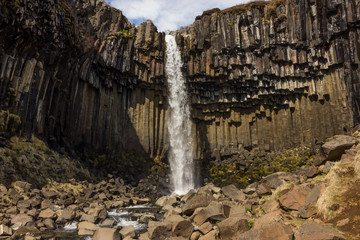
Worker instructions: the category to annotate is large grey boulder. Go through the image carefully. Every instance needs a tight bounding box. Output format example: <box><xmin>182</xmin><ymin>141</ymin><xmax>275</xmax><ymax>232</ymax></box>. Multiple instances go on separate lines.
<box><xmin>321</xmin><ymin>135</ymin><xmax>357</xmax><ymax>162</ymax></box>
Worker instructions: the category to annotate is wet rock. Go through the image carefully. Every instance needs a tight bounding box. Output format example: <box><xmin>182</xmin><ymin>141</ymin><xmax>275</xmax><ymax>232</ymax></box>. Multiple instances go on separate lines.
<box><xmin>294</xmin><ymin>222</ymin><xmax>346</xmax><ymax>240</ymax></box>
<box><xmin>93</xmin><ymin>228</ymin><xmax>121</xmax><ymax>240</ymax></box>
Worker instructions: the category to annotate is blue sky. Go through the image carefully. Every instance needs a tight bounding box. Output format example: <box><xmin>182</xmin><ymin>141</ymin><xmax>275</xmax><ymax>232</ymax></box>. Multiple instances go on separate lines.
<box><xmin>106</xmin><ymin>0</ymin><xmax>250</xmax><ymax>31</ymax></box>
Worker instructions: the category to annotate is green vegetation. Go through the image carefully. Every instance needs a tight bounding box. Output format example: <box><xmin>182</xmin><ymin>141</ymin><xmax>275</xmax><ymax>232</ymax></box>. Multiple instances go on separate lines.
<box><xmin>249</xmin><ymin>221</ymin><xmax>254</xmax><ymax>228</ymax></box>
<box><xmin>107</xmin><ymin>30</ymin><xmax>133</xmax><ymax>41</ymax></box>
<box><xmin>208</xmin><ymin>147</ymin><xmax>316</xmax><ymax>188</ymax></box>
<box><xmin>0</xmin><ymin>110</ymin><xmax>21</xmax><ymax>137</ymax></box>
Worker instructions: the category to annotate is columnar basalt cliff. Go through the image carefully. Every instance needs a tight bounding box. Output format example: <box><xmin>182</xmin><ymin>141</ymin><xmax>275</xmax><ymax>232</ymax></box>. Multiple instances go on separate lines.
<box><xmin>1</xmin><ymin>0</ymin><xmax>360</xmax><ymax>162</ymax></box>
<box><xmin>0</xmin><ymin>0</ymin><xmax>167</xmax><ymax>157</ymax></box>
<box><xmin>177</xmin><ymin>0</ymin><xmax>360</xmax><ymax>158</ymax></box>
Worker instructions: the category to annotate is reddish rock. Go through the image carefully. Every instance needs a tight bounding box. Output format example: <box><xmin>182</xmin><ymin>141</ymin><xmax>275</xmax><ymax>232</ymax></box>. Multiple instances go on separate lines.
<box><xmin>279</xmin><ymin>185</ymin><xmax>310</xmax><ymax>210</ymax></box>
<box><xmin>217</xmin><ymin>217</ymin><xmax>250</xmax><ymax>239</ymax></box>
<box><xmin>93</xmin><ymin>228</ymin><xmax>121</xmax><ymax>240</ymax></box>
<box><xmin>222</xmin><ymin>184</ymin><xmax>246</xmax><ymax>202</ymax></box>
<box><xmin>198</xmin><ymin>222</ymin><xmax>213</xmax><ymax>235</ymax></box>
<box><xmin>295</xmin><ymin>222</ymin><xmax>346</xmax><ymax>240</ymax></box>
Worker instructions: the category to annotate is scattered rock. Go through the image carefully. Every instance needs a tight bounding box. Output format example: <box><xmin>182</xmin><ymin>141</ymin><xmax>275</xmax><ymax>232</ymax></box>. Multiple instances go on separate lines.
<box><xmin>322</xmin><ymin>135</ymin><xmax>357</xmax><ymax>161</ymax></box>
<box><xmin>222</xmin><ymin>184</ymin><xmax>246</xmax><ymax>202</ymax></box>
<box><xmin>182</xmin><ymin>192</ymin><xmax>215</xmax><ymax>215</ymax></box>
<box><xmin>119</xmin><ymin>225</ymin><xmax>136</xmax><ymax>238</ymax></box>
<box><xmin>78</xmin><ymin>221</ymin><xmax>99</xmax><ymax>236</ymax></box>
<box><xmin>0</xmin><ymin>224</ymin><xmax>12</xmax><ymax>236</ymax></box>
<box><xmin>217</xmin><ymin>217</ymin><xmax>249</xmax><ymax>239</ymax></box>
<box><xmin>93</xmin><ymin>228</ymin><xmax>121</xmax><ymax>240</ymax></box>
<box><xmin>294</xmin><ymin>222</ymin><xmax>346</xmax><ymax>240</ymax></box>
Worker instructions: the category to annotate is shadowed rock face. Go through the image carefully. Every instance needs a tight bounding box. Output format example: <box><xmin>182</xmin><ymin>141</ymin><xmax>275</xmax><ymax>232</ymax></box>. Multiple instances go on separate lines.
<box><xmin>1</xmin><ymin>0</ymin><xmax>360</xmax><ymax>161</ymax></box>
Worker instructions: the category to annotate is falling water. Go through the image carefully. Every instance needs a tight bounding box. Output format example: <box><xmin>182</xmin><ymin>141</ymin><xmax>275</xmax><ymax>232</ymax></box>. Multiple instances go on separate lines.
<box><xmin>165</xmin><ymin>34</ymin><xmax>195</xmax><ymax>195</ymax></box>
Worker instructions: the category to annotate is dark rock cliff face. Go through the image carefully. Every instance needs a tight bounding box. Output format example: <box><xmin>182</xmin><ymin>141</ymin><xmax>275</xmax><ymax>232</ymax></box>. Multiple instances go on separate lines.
<box><xmin>0</xmin><ymin>0</ymin><xmax>167</xmax><ymax>157</ymax></box>
<box><xmin>1</xmin><ymin>0</ymin><xmax>360</xmax><ymax>161</ymax></box>
<box><xmin>177</xmin><ymin>0</ymin><xmax>360</xmax><ymax>158</ymax></box>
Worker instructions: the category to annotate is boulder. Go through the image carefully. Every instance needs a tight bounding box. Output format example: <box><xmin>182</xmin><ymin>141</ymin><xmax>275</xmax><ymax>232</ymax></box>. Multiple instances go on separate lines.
<box><xmin>17</xmin><ymin>200</ymin><xmax>31</xmax><ymax>209</ymax></box>
<box><xmin>256</xmin><ymin>183</ymin><xmax>272</xmax><ymax>197</ymax></box>
<box><xmin>190</xmin><ymin>231</ymin><xmax>202</xmax><ymax>240</ymax></box>
<box><xmin>56</xmin><ymin>208</ymin><xmax>75</xmax><ymax>223</ymax></box>
<box><xmin>43</xmin><ymin>218</ymin><xmax>55</xmax><ymax>230</ymax></box>
<box><xmin>100</xmin><ymin>218</ymin><xmax>115</xmax><ymax>227</ymax></box>
<box><xmin>294</xmin><ymin>222</ymin><xmax>345</xmax><ymax>240</ymax></box>
<box><xmin>166</xmin><ymin>215</ymin><xmax>194</xmax><ymax>239</ymax></box>
<box><xmin>321</xmin><ymin>135</ymin><xmax>357</xmax><ymax>161</ymax></box>
<box><xmin>279</xmin><ymin>185</ymin><xmax>310</xmax><ymax>211</ymax></box>
<box><xmin>252</xmin><ymin>210</ymin><xmax>284</xmax><ymax>230</ymax></box>
<box><xmin>229</xmin><ymin>205</ymin><xmax>247</xmax><ymax>218</ymax></box>
<box><xmin>93</xmin><ymin>228</ymin><xmax>121</xmax><ymax>240</ymax></box>
<box><xmin>199</xmin><ymin>230</ymin><xmax>218</xmax><ymax>240</ymax></box>
<box><xmin>193</xmin><ymin>201</ymin><xmax>226</xmax><ymax>226</ymax></box>
<box><xmin>78</xmin><ymin>221</ymin><xmax>99</xmax><ymax>235</ymax></box>
<box><xmin>11</xmin><ymin>214</ymin><xmax>34</xmax><ymax>229</ymax></box>
<box><xmin>222</xmin><ymin>184</ymin><xmax>246</xmax><ymax>202</ymax></box>
<box><xmin>39</xmin><ymin>208</ymin><xmax>56</xmax><ymax>219</ymax></box>
<box><xmin>13</xmin><ymin>181</ymin><xmax>32</xmax><ymax>192</ymax></box>
<box><xmin>235</xmin><ymin>222</ymin><xmax>293</xmax><ymax>240</ymax></box>
<box><xmin>198</xmin><ymin>222</ymin><xmax>213</xmax><ymax>235</ymax></box>
<box><xmin>0</xmin><ymin>224</ymin><xmax>12</xmax><ymax>236</ymax></box>
<box><xmin>217</xmin><ymin>217</ymin><xmax>249</xmax><ymax>239</ymax></box>
<box><xmin>41</xmin><ymin>189</ymin><xmax>58</xmax><ymax>199</ymax></box>
<box><xmin>119</xmin><ymin>225</ymin><xmax>136</xmax><ymax>238</ymax></box>
<box><xmin>148</xmin><ymin>222</ymin><xmax>172</xmax><ymax>240</ymax></box>
<box><xmin>299</xmin><ymin>184</ymin><xmax>322</xmax><ymax>218</ymax></box>
<box><xmin>139</xmin><ymin>214</ymin><xmax>156</xmax><ymax>223</ymax></box>
<box><xmin>182</xmin><ymin>192</ymin><xmax>215</xmax><ymax>215</ymax></box>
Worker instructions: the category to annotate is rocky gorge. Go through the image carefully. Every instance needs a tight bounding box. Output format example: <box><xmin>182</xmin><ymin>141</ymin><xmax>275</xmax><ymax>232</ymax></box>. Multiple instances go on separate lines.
<box><xmin>1</xmin><ymin>0</ymin><xmax>360</xmax><ymax>239</ymax></box>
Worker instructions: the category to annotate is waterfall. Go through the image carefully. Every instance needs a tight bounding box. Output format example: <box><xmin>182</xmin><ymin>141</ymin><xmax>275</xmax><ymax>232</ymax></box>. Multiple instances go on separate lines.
<box><xmin>165</xmin><ymin>34</ymin><xmax>195</xmax><ymax>195</ymax></box>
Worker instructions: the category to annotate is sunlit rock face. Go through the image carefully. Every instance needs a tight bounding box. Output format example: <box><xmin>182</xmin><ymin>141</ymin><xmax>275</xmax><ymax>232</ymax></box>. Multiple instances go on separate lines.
<box><xmin>0</xmin><ymin>0</ymin><xmax>359</xmax><ymax>161</ymax></box>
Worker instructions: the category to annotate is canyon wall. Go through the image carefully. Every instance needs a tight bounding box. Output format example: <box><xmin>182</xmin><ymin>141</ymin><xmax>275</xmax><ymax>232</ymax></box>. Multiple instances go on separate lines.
<box><xmin>0</xmin><ymin>0</ymin><xmax>167</xmax><ymax>157</ymax></box>
<box><xmin>1</xmin><ymin>0</ymin><xmax>360</xmax><ymax>160</ymax></box>
<box><xmin>177</xmin><ymin>0</ymin><xmax>360</xmax><ymax>158</ymax></box>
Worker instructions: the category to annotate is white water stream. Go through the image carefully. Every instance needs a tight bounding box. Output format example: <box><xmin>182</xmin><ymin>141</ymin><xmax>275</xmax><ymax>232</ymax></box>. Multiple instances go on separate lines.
<box><xmin>165</xmin><ymin>34</ymin><xmax>195</xmax><ymax>195</ymax></box>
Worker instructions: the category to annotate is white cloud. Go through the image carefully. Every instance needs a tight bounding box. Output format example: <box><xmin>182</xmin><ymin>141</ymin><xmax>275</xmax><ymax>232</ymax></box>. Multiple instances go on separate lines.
<box><xmin>108</xmin><ymin>0</ymin><xmax>251</xmax><ymax>31</ymax></box>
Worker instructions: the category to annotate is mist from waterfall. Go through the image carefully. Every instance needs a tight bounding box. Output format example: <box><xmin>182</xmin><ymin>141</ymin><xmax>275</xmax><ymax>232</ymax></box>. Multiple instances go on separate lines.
<box><xmin>165</xmin><ymin>34</ymin><xmax>195</xmax><ymax>195</ymax></box>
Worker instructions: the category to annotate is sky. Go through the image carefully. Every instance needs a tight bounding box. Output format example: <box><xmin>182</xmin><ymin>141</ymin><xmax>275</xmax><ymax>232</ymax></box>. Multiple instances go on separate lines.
<box><xmin>107</xmin><ymin>0</ymin><xmax>250</xmax><ymax>31</ymax></box>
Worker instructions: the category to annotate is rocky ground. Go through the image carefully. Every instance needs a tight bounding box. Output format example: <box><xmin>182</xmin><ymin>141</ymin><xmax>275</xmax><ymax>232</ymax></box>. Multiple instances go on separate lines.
<box><xmin>0</xmin><ymin>133</ymin><xmax>360</xmax><ymax>239</ymax></box>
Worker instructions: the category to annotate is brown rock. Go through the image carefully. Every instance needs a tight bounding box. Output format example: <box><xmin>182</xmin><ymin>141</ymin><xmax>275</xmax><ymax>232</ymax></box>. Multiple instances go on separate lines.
<box><xmin>198</xmin><ymin>222</ymin><xmax>213</xmax><ymax>235</ymax></box>
<box><xmin>256</xmin><ymin>183</ymin><xmax>272</xmax><ymax>197</ymax></box>
<box><xmin>299</xmin><ymin>184</ymin><xmax>322</xmax><ymax>218</ymax></box>
<box><xmin>148</xmin><ymin>222</ymin><xmax>172</xmax><ymax>240</ymax></box>
<box><xmin>0</xmin><ymin>224</ymin><xmax>12</xmax><ymax>236</ymax></box>
<box><xmin>11</xmin><ymin>213</ymin><xmax>34</xmax><ymax>229</ymax></box>
<box><xmin>56</xmin><ymin>208</ymin><xmax>75</xmax><ymax>223</ymax></box>
<box><xmin>279</xmin><ymin>185</ymin><xmax>310</xmax><ymax>210</ymax></box>
<box><xmin>165</xmin><ymin>215</ymin><xmax>194</xmax><ymax>239</ymax></box>
<box><xmin>93</xmin><ymin>228</ymin><xmax>121</xmax><ymax>240</ymax></box>
<box><xmin>43</xmin><ymin>218</ymin><xmax>55</xmax><ymax>230</ymax></box>
<box><xmin>322</xmin><ymin>135</ymin><xmax>357</xmax><ymax>161</ymax></box>
<box><xmin>182</xmin><ymin>192</ymin><xmax>215</xmax><ymax>215</ymax></box>
<box><xmin>41</xmin><ymin>189</ymin><xmax>58</xmax><ymax>199</ymax></box>
<box><xmin>295</xmin><ymin>222</ymin><xmax>345</xmax><ymax>240</ymax></box>
<box><xmin>252</xmin><ymin>210</ymin><xmax>284</xmax><ymax>230</ymax></box>
<box><xmin>235</xmin><ymin>222</ymin><xmax>293</xmax><ymax>240</ymax></box>
<box><xmin>217</xmin><ymin>217</ymin><xmax>249</xmax><ymax>239</ymax></box>
<box><xmin>39</xmin><ymin>208</ymin><xmax>56</xmax><ymax>219</ymax></box>
<box><xmin>193</xmin><ymin>201</ymin><xmax>226</xmax><ymax>226</ymax></box>
<box><xmin>119</xmin><ymin>225</ymin><xmax>136</xmax><ymax>238</ymax></box>
<box><xmin>199</xmin><ymin>230</ymin><xmax>218</xmax><ymax>240</ymax></box>
<box><xmin>78</xmin><ymin>221</ymin><xmax>99</xmax><ymax>235</ymax></box>
<box><xmin>222</xmin><ymin>184</ymin><xmax>246</xmax><ymax>202</ymax></box>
